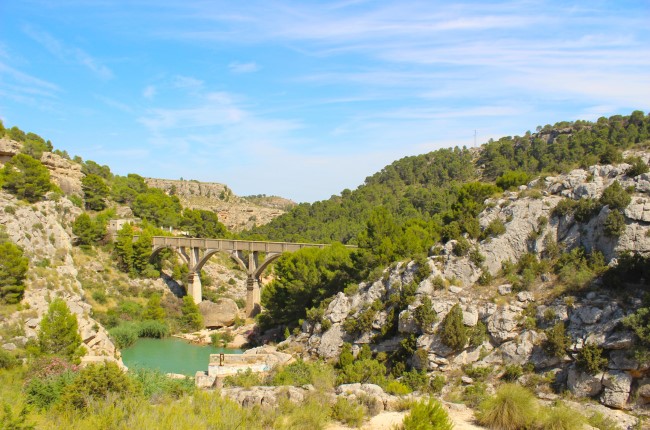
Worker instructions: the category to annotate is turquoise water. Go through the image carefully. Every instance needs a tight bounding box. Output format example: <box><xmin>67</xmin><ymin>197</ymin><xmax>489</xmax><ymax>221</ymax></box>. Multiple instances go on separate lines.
<box><xmin>121</xmin><ymin>337</ymin><xmax>243</xmax><ymax>376</ymax></box>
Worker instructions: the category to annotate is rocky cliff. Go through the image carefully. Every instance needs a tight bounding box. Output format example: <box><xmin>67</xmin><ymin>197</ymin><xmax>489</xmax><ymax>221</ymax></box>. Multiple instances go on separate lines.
<box><xmin>290</xmin><ymin>153</ymin><xmax>650</xmax><ymax>422</ymax></box>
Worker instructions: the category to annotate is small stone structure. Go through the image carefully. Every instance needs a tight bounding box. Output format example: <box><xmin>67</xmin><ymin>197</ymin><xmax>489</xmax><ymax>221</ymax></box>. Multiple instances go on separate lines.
<box><xmin>195</xmin><ymin>347</ymin><xmax>294</xmax><ymax>388</ymax></box>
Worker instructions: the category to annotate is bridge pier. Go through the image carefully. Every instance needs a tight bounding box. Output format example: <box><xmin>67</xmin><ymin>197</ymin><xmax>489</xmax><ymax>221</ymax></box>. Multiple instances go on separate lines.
<box><xmin>187</xmin><ymin>272</ymin><xmax>202</xmax><ymax>304</ymax></box>
<box><xmin>245</xmin><ymin>276</ymin><xmax>261</xmax><ymax>317</ymax></box>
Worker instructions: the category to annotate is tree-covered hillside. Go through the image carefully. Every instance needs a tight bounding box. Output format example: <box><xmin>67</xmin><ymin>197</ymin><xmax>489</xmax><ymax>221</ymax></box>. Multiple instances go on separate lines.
<box><xmin>244</xmin><ymin>112</ymin><xmax>650</xmax><ymax>253</ymax></box>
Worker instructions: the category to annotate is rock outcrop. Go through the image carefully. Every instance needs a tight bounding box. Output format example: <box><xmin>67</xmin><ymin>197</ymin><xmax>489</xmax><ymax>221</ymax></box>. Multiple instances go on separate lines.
<box><xmin>199</xmin><ymin>298</ymin><xmax>240</xmax><ymax>328</ymax></box>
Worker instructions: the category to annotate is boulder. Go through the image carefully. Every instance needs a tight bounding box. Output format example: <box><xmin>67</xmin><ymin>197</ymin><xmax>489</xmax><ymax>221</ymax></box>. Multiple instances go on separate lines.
<box><xmin>600</xmin><ymin>371</ymin><xmax>632</xmax><ymax>409</ymax></box>
<box><xmin>487</xmin><ymin>307</ymin><xmax>519</xmax><ymax>343</ymax></box>
<box><xmin>317</xmin><ymin>324</ymin><xmax>345</xmax><ymax>360</ymax></box>
<box><xmin>199</xmin><ymin>298</ymin><xmax>239</xmax><ymax>328</ymax></box>
<box><xmin>567</xmin><ymin>366</ymin><xmax>603</xmax><ymax>397</ymax></box>
<box><xmin>326</xmin><ymin>292</ymin><xmax>351</xmax><ymax>323</ymax></box>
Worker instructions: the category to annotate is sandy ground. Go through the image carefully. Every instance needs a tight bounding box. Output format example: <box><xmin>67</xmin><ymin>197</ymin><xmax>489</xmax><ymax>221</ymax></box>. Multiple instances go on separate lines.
<box><xmin>325</xmin><ymin>402</ymin><xmax>485</xmax><ymax>430</ymax></box>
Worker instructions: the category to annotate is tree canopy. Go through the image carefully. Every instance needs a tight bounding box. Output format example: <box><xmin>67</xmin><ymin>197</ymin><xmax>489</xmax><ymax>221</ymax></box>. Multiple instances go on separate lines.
<box><xmin>0</xmin><ymin>153</ymin><xmax>53</xmax><ymax>202</ymax></box>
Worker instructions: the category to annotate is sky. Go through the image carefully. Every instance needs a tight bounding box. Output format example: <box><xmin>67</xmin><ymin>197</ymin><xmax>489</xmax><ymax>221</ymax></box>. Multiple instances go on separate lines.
<box><xmin>1</xmin><ymin>1</ymin><xmax>649</xmax><ymax>203</ymax></box>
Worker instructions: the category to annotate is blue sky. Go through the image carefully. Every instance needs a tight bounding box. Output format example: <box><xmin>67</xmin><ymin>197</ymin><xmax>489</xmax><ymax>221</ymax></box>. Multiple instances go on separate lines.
<box><xmin>1</xmin><ymin>1</ymin><xmax>648</xmax><ymax>202</ymax></box>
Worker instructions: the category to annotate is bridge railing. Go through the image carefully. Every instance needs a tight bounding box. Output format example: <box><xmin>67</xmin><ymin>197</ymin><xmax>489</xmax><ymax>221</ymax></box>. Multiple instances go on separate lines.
<box><xmin>148</xmin><ymin>236</ymin><xmax>357</xmax><ymax>252</ymax></box>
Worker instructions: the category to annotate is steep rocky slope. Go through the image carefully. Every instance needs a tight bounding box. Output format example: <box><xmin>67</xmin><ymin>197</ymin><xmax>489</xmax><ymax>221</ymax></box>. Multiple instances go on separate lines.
<box><xmin>289</xmin><ymin>153</ymin><xmax>650</xmax><ymax>421</ymax></box>
<box><xmin>145</xmin><ymin>178</ymin><xmax>294</xmax><ymax>232</ymax></box>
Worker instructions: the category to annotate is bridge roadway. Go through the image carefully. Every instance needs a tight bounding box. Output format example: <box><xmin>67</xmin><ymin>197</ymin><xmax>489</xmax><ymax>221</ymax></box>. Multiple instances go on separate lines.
<box><xmin>149</xmin><ymin>236</ymin><xmax>330</xmax><ymax>317</ymax></box>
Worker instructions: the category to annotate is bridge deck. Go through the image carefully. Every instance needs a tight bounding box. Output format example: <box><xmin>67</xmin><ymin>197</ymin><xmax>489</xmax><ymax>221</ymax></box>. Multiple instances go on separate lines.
<box><xmin>151</xmin><ymin>236</ymin><xmax>332</xmax><ymax>253</ymax></box>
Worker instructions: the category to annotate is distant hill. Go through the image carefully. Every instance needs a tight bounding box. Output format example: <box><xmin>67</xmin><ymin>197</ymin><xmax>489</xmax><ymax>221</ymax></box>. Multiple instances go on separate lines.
<box><xmin>145</xmin><ymin>178</ymin><xmax>295</xmax><ymax>232</ymax></box>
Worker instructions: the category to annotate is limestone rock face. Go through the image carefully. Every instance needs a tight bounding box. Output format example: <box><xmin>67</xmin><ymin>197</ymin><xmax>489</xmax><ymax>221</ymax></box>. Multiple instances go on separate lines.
<box><xmin>199</xmin><ymin>298</ymin><xmax>239</xmax><ymax>328</ymax></box>
<box><xmin>40</xmin><ymin>152</ymin><xmax>84</xmax><ymax>196</ymax></box>
<box><xmin>0</xmin><ymin>138</ymin><xmax>22</xmax><ymax>164</ymax></box>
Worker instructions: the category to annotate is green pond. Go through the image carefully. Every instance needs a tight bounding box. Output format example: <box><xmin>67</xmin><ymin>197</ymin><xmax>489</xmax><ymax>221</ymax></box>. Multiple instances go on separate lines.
<box><xmin>121</xmin><ymin>337</ymin><xmax>243</xmax><ymax>376</ymax></box>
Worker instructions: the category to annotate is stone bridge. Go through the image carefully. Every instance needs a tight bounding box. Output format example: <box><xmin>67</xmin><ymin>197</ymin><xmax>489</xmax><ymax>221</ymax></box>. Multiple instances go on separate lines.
<box><xmin>149</xmin><ymin>236</ymin><xmax>329</xmax><ymax>316</ymax></box>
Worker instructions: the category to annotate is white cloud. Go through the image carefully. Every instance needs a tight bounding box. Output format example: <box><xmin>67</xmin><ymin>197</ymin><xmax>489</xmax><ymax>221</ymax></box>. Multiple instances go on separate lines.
<box><xmin>23</xmin><ymin>25</ymin><xmax>113</xmax><ymax>79</ymax></box>
<box><xmin>228</xmin><ymin>61</ymin><xmax>259</xmax><ymax>74</ymax></box>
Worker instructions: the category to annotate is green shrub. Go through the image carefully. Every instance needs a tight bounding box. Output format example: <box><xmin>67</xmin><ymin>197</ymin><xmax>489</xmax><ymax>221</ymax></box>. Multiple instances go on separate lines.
<box><xmin>137</xmin><ymin>320</ymin><xmax>169</xmax><ymax>338</ymax></box>
<box><xmin>25</xmin><ymin>370</ymin><xmax>77</xmax><ymax>409</ymax></box>
<box><xmin>400</xmin><ymin>369</ymin><xmax>429</xmax><ymax>392</ymax></box>
<box><xmin>129</xmin><ymin>368</ymin><xmax>195</xmax><ymax>400</ymax></box>
<box><xmin>331</xmin><ymin>396</ymin><xmax>365</xmax><ymax>427</ymax></box>
<box><xmin>38</xmin><ymin>298</ymin><xmax>85</xmax><ymax>360</ymax></box>
<box><xmin>0</xmin><ymin>349</ymin><xmax>18</xmax><ymax>369</ymax></box>
<box><xmin>0</xmin><ymin>241</ymin><xmax>29</xmax><ymax>304</ymax></box>
<box><xmin>59</xmin><ymin>362</ymin><xmax>136</xmax><ymax>410</ymax></box>
<box><xmin>428</xmin><ymin>375</ymin><xmax>445</xmax><ymax>394</ymax></box>
<box><xmin>496</xmin><ymin>170</ymin><xmax>531</xmax><ymax>190</ymax></box>
<box><xmin>538</xmin><ymin>403</ymin><xmax>586</xmax><ymax>430</ymax></box>
<box><xmin>414</xmin><ymin>296</ymin><xmax>437</xmax><ymax>333</ymax></box>
<box><xmin>576</xmin><ymin>342</ymin><xmax>608</xmax><ymax>374</ymax></box>
<box><xmin>400</xmin><ymin>397</ymin><xmax>453</xmax><ymax>430</ymax></box>
<box><xmin>552</xmin><ymin>199</ymin><xmax>577</xmax><ymax>218</ymax></box>
<box><xmin>477</xmin><ymin>383</ymin><xmax>537</xmax><ymax>430</ymax></box>
<box><xmin>544</xmin><ymin>322</ymin><xmax>570</xmax><ymax>358</ymax></box>
<box><xmin>626</xmin><ymin>156</ymin><xmax>649</xmax><ymax>177</ymax></box>
<box><xmin>452</xmin><ymin>237</ymin><xmax>470</xmax><ymax>257</ymax></box>
<box><xmin>463</xmin><ymin>365</ymin><xmax>491</xmax><ymax>381</ymax></box>
<box><xmin>338</xmin><ymin>358</ymin><xmax>386</xmax><ymax>386</ymax></box>
<box><xmin>574</xmin><ymin>198</ymin><xmax>602</xmax><ymax>223</ymax></box>
<box><xmin>210</xmin><ymin>330</ymin><xmax>235</xmax><ymax>347</ymax></box>
<box><xmin>385</xmin><ymin>380</ymin><xmax>412</xmax><ymax>395</ymax></box>
<box><xmin>439</xmin><ymin>304</ymin><xmax>467</xmax><ymax>351</ymax></box>
<box><xmin>270</xmin><ymin>359</ymin><xmax>336</xmax><ymax>391</ymax></box>
<box><xmin>501</xmin><ymin>364</ymin><xmax>523</xmax><ymax>381</ymax></box>
<box><xmin>600</xmin><ymin>181</ymin><xmax>631</xmax><ymax>210</ymax></box>
<box><xmin>603</xmin><ymin>210</ymin><xmax>626</xmax><ymax>237</ymax></box>
<box><xmin>463</xmin><ymin>382</ymin><xmax>488</xmax><ymax>408</ymax></box>
<box><xmin>109</xmin><ymin>323</ymin><xmax>139</xmax><ymax>349</ymax></box>
<box><xmin>469</xmin><ymin>321</ymin><xmax>488</xmax><ymax>347</ymax></box>
<box><xmin>587</xmin><ymin>411</ymin><xmax>621</xmax><ymax>430</ymax></box>
<box><xmin>224</xmin><ymin>368</ymin><xmax>262</xmax><ymax>388</ymax></box>
<box><xmin>91</xmin><ymin>290</ymin><xmax>108</xmax><ymax>304</ymax></box>
<box><xmin>180</xmin><ymin>295</ymin><xmax>203</xmax><ymax>332</ymax></box>
<box><xmin>469</xmin><ymin>247</ymin><xmax>486</xmax><ymax>266</ymax></box>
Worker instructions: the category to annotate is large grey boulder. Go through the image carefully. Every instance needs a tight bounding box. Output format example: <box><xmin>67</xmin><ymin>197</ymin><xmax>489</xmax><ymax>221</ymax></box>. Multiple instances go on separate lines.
<box><xmin>487</xmin><ymin>307</ymin><xmax>519</xmax><ymax>343</ymax></box>
<box><xmin>317</xmin><ymin>324</ymin><xmax>345</xmax><ymax>360</ymax></box>
<box><xmin>326</xmin><ymin>292</ymin><xmax>351</xmax><ymax>324</ymax></box>
<box><xmin>567</xmin><ymin>366</ymin><xmax>603</xmax><ymax>397</ymax></box>
<box><xmin>600</xmin><ymin>371</ymin><xmax>632</xmax><ymax>409</ymax></box>
<box><xmin>199</xmin><ymin>298</ymin><xmax>239</xmax><ymax>328</ymax></box>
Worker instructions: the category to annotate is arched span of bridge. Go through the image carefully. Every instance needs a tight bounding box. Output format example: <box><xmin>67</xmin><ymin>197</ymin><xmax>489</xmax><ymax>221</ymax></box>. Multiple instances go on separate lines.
<box><xmin>147</xmin><ymin>236</ymin><xmax>333</xmax><ymax>317</ymax></box>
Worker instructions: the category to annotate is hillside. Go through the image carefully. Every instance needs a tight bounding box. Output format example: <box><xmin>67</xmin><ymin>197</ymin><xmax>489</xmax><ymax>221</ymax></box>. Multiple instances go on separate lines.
<box><xmin>0</xmin><ymin>112</ymin><xmax>649</xmax><ymax>428</ymax></box>
<box><xmin>145</xmin><ymin>178</ymin><xmax>294</xmax><ymax>232</ymax></box>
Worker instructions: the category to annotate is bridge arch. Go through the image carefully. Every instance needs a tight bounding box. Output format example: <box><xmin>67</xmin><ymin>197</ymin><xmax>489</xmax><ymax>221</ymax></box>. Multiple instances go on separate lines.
<box><xmin>150</xmin><ymin>245</ymin><xmax>189</xmax><ymax>265</ymax></box>
<box><xmin>148</xmin><ymin>236</ymin><xmax>336</xmax><ymax>317</ymax></box>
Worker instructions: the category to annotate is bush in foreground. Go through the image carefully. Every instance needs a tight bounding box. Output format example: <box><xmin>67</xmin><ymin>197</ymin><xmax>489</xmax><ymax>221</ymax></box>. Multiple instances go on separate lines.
<box><xmin>400</xmin><ymin>397</ymin><xmax>453</xmax><ymax>430</ymax></box>
<box><xmin>476</xmin><ymin>383</ymin><xmax>537</xmax><ymax>430</ymax></box>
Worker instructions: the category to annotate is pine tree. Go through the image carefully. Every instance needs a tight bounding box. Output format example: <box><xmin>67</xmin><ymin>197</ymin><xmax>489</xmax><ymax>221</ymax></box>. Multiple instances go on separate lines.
<box><xmin>440</xmin><ymin>303</ymin><xmax>468</xmax><ymax>351</ymax></box>
<box><xmin>181</xmin><ymin>295</ymin><xmax>203</xmax><ymax>331</ymax></box>
<box><xmin>38</xmin><ymin>298</ymin><xmax>85</xmax><ymax>360</ymax></box>
<box><xmin>142</xmin><ymin>293</ymin><xmax>166</xmax><ymax>321</ymax></box>
<box><xmin>81</xmin><ymin>174</ymin><xmax>109</xmax><ymax>211</ymax></box>
<box><xmin>0</xmin><ymin>241</ymin><xmax>29</xmax><ymax>303</ymax></box>
<box><xmin>1</xmin><ymin>153</ymin><xmax>52</xmax><ymax>202</ymax></box>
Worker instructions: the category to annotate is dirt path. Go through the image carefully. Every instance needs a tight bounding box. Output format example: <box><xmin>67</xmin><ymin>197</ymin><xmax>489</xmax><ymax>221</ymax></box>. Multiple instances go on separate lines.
<box><xmin>325</xmin><ymin>402</ymin><xmax>485</xmax><ymax>430</ymax></box>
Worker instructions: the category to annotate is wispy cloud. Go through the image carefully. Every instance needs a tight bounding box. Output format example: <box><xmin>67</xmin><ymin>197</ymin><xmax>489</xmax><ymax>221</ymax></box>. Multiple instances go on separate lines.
<box><xmin>142</xmin><ymin>85</ymin><xmax>156</xmax><ymax>99</ymax></box>
<box><xmin>23</xmin><ymin>25</ymin><xmax>113</xmax><ymax>79</ymax></box>
<box><xmin>228</xmin><ymin>61</ymin><xmax>259</xmax><ymax>74</ymax></box>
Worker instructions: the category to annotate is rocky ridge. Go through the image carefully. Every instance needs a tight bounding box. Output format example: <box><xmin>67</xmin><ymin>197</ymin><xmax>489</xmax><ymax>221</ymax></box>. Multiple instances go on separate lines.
<box><xmin>145</xmin><ymin>178</ymin><xmax>295</xmax><ymax>232</ymax></box>
<box><xmin>290</xmin><ymin>155</ymin><xmax>650</xmax><ymax>423</ymax></box>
